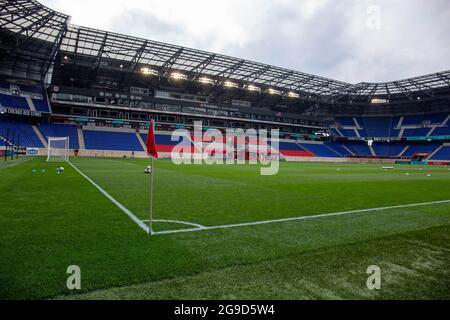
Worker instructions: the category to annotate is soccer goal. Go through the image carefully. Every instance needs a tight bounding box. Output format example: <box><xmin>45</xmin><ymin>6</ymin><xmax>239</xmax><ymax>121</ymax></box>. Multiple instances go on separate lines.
<box><xmin>47</xmin><ymin>137</ymin><xmax>69</xmax><ymax>162</ymax></box>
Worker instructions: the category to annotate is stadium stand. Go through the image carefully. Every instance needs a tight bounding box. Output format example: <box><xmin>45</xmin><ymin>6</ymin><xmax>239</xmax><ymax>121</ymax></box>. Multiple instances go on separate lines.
<box><xmin>31</xmin><ymin>98</ymin><xmax>50</xmax><ymax>113</ymax></box>
<box><xmin>38</xmin><ymin>123</ymin><xmax>79</xmax><ymax>149</ymax></box>
<box><xmin>0</xmin><ymin>119</ymin><xmax>44</xmax><ymax>148</ymax></box>
<box><xmin>402</xmin><ymin>128</ymin><xmax>432</xmax><ymax>137</ymax></box>
<box><xmin>372</xmin><ymin>143</ymin><xmax>406</xmax><ymax>157</ymax></box>
<box><xmin>330</xmin><ymin>114</ymin><xmax>449</xmax><ymax>138</ymax></box>
<box><xmin>341</xmin><ymin>142</ymin><xmax>372</xmax><ymax>156</ymax></box>
<box><xmin>429</xmin><ymin>146</ymin><xmax>450</xmax><ymax>160</ymax></box>
<box><xmin>430</xmin><ymin>125</ymin><xmax>450</xmax><ymax>136</ymax></box>
<box><xmin>0</xmin><ymin>79</ymin><xmax>50</xmax><ymax>113</ymax></box>
<box><xmin>402</xmin><ymin>144</ymin><xmax>441</xmax><ymax>158</ymax></box>
<box><xmin>277</xmin><ymin>142</ymin><xmax>314</xmax><ymax>157</ymax></box>
<box><xmin>324</xmin><ymin>142</ymin><xmax>353</xmax><ymax>157</ymax></box>
<box><xmin>142</xmin><ymin>133</ymin><xmax>196</xmax><ymax>153</ymax></box>
<box><xmin>299</xmin><ymin>143</ymin><xmax>341</xmax><ymax>158</ymax></box>
<box><xmin>339</xmin><ymin>129</ymin><xmax>358</xmax><ymax>137</ymax></box>
<box><xmin>83</xmin><ymin>130</ymin><xmax>143</xmax><ymax>151</ymax></box>
<box><xmin>0</xmin><ymin>94</ymin><xmax>30</xmax><ymax>110</ymax></box>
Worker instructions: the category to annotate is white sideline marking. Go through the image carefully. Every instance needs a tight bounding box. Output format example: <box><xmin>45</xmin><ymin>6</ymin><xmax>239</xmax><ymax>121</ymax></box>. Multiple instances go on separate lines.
<box><xmin>68</xmin><ymin>161</ymin><xmax>150</xmax><ymax>233</ymax></box>
<box><xmin>142</xmin><ymin>219</ymin><xmax>206</xmax><ymax>229</ymax></box>
<box><xmin>151</xmin><ymin>199</ymin><xmax>450</xmax><ymax>236</ymax></box>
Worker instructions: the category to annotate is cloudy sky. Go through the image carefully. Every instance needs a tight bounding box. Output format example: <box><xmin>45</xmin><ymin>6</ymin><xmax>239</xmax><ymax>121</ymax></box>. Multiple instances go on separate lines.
<box><xmin>41</xmin><ymin>0</ymin><xmax>450</xmax><ymax>84</ymax></box>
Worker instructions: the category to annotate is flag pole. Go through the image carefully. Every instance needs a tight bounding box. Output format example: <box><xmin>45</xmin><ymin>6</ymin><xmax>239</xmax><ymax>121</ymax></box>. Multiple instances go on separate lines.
<box><xmin>149</xmin><ymin>121</ymin><xmax>155</xmax><ymax>237</ymax></box>
<box><xmin>149</xmin><ymin>155</ymin><xmax>154</xmax><ymax>236</ymax></box>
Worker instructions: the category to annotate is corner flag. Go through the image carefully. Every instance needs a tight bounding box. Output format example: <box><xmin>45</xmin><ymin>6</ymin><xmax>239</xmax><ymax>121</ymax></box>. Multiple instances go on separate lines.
<box><xmin>146</xmin><ymin>120</ymin><xmax>159</xmax><ymax>159</ymax></box>
<box><xmin>146</xmin><ymin>120</ymin><xmax>158</xmax><ymax>237</ymax></box>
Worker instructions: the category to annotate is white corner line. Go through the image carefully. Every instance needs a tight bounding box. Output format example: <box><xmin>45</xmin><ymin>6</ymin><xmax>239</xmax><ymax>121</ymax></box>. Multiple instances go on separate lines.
<box><xmin>142</xmin><ymin>219</ymin><xmax>206</xmax><ymax>229</ymax></box>
<box><xmin>152</xmin><ymin>199</ymin><xmax>450</xmax><ymax>236</ymax></box>
<box><xmin>68</xmin><ymin>161</ymin><xmax>150</xmax><ymax>233</ymax></box>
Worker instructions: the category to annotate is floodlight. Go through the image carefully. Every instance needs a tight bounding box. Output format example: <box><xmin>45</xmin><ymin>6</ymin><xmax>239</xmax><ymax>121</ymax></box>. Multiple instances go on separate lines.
<box><xmin>247</xmin><ymin>85</ymin><xmax>261</xmax><ymax>93</ymax></box>
<box><xmin>371</xmin><ymin>98</ymin><xmax>389</xmax><ymax>104</ymax></box>
<box><xmin>140</xmin><ymin>67</ymin><xmax>158</xmax><ymax>76</ymax></box>
<box><xmin>224</xmin><ymin>81</ymin><xmax>239</xmax><ymax>88</ymax></box>
<box><xmin>287</xmin><ymin>92</ymin><xmax>300</xmax><ymax>99</ymax></box>
<box><xmin>171</xmin><ymin>72</ymin><xmax>187</xmax><ymax>80</ymax></box>
<box><xmin>198</xmin><ymin>77</ymin><xmax>214</xmax><ymax>85</ymax></box>
<box><xmin>267</xmin><ymin>88</ymin><xmax>281</xmax><ymax>96</ymax></box>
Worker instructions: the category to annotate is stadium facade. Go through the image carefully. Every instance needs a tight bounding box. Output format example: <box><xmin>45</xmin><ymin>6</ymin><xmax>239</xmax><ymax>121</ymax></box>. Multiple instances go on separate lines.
<box><xmin>0</xmin><ymin>0</ymin><xmax>450</xmax><ymax>162</ymax></box>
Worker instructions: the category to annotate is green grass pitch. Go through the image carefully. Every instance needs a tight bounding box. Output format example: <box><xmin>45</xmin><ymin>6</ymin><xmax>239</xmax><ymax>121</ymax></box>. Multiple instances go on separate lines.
<box><xmin>0</xmin><ymin>156</ymin><xmax>449</xmax><ymax>299</ymax></box>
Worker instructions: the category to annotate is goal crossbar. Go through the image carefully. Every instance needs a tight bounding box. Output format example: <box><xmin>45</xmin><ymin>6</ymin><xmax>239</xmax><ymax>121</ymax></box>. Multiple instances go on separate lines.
<box><xmin>47</xmin><ymin>136</ymin><xmax>69</xmax><ymax>162</ymax></box>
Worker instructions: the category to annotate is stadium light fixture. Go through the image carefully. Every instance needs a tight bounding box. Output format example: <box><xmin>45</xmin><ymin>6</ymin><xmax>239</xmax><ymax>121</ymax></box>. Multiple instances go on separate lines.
<box><xmin>171</xmin><ymin>72</ymin><xmax>187</xmax><ymax>80</ymax></box>
<box><xmin>224</xmin><ymin>81</ymin><xmax>239</xmax><ymax>89</ymax></box>
<box><xmin>371</xmin><ymin>98</ymin><xmax>389</xmax><ymax>104</ymax></box>
<box><xmin>140</xmin><ymin>67</ymin><xmax>158</xmax><ymax>76</ymax></box>
<box><xmin>247</xmin><ymin>85</ymin><xmax>261</xmax><ymax>93</ymax></box>
<box><xmin>267</xmin><ymin>88</ymin><xmax>282</xmax><ymax>96</ymax></box>
<box><xmin>198</xmin><ymin>77</ymin><xmax>214</xmax><ymax>85</ymax></box>
<box><xmin>287</xmin><ymin>92</ymin><xmax>300</xmax><ymax>99</ymax></box>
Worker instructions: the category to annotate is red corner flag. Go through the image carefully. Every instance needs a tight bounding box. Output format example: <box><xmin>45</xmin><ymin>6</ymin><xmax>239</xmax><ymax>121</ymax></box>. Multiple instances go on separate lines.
<box><xmin>146</xmin><ymin>120</ymin><xmax>159</xmax><ymax>159</ymax></box>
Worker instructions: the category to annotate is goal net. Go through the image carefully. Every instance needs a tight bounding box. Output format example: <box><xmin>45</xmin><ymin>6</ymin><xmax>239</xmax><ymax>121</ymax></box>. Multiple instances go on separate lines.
<box><xmin>47</xmin><ymin>137</ymin><xmax>69</xmax><ymax>162</ymax></box>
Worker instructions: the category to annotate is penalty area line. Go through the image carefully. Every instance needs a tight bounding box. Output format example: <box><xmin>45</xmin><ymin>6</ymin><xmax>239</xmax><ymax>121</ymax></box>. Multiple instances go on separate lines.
<box><xmin>151</xmin><ymin>199</ymin><xmax>450</xmax><ymax>236</ymax></box>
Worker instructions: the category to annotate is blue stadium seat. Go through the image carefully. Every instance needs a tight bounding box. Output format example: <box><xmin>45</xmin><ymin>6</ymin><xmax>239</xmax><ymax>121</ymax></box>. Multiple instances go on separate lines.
<box><xmin>299</xmin><ymin>143</ymin><xmax>342</xmax><ymax>157</ymax></box>
<box><xmin>324</xmin><ymin>142</ymin><xmax>352</xmax><ymax>156</ymax></box>
<box><xmin>402</xmin><ymin>128</ymin><xmax>432</xmax><ymax>137</ymax></box>
<box><xmin>372</xmin><ymin>143</ymin><xmax>406</xmax><ymax>157</ymax></box>
<box><xmin>38</xmin><ymin>123</ymin><xmax>79</xmax><ymax>149</ymax></box>
<box><xmin>402</xmin><ymin>144</ymin><xmax>441</xmax><ymax>157</ymax></box>
<box><xmin>32</xmin><ymin>98</ymin><xmax>50</xmax><ymax>113</ymax></box>
<box><xmin>337</xmin><ymin>117</ymin><xmax>356</xmax><ymax>126</ymax></box>
<box><xmin>341</xmin><ymin>142</ymin><xmax>372</xmax><ymax>156</ymax></box>
<box><xmin>429</xmin><ymin>146</ymin><xmax>450</xmax><ymax>160</ymax></box>
<box><xmin>83</xmin><ymin>130</ymin><xmax>143</xmax><ymax>151</ymax></box>
<box><xmin>430</xmin><ymin>126</ymin><xmax>450</xmax><ymax>136</ymax></box>
<box><xmin>0</xmin><ymin>94</ymin><xmax>30</xmax><ymax>110</ymax></box>
<box><xmin>340</xmin><ymin>129</ymin><xmax>357</xmax><ymax>137</ymax></box>
<box><xmin>0</xmin><ymin>119</ymin><xmax>43</xmax><ymax>148</ymax></box>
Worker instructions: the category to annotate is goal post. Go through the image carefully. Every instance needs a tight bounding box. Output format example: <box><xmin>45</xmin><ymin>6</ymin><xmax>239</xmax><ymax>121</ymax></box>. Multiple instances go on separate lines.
<box><xmin>47</xmin><ymin>137</ymin><xmax>69</xmax><ymax>162</ymax></box>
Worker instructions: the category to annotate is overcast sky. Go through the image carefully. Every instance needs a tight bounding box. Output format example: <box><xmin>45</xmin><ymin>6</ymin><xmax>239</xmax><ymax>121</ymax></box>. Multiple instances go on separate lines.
<box><xmin>41</xmin><ymin>0</ymin><xmax>450</xmax><ymax>84</ymax></box>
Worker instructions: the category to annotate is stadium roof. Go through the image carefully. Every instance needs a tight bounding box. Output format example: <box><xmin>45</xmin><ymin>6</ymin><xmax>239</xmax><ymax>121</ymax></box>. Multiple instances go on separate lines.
<box><xmin>1</xmin><ymin>0</ymin><xmax>450</xmax><ymax>104</ymax></box>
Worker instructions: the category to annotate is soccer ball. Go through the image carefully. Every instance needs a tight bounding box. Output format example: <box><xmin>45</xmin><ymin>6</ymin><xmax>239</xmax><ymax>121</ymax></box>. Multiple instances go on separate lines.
<box><xmin>59</xmin><ymin>167</ymin><xmax>65</xmax><ymax>171</ymax></box>
<box><xmin>144</xmin><ymin>166</ymin><xmax>152</xmax><ymax>174</ymax></box>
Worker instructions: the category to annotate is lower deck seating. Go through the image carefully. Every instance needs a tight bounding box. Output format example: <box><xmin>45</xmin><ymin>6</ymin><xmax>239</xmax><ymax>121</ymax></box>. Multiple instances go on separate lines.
<box><xmin>341</xmin><ymin>142</ymin><xmax>372</xmax><ymax>156</ymax></box>
<box><xmin>299</xmin><ymin>143</ymin><xmax>341</xmax><ymax>157</ymax></box>
<box><xmin>38</xmin><ymin>123</ymin><xmax>79</xmax><ymax>149</ymax></box>
<box><xmin>402</xmin><ymin>144</ymin><xmax>441</xmax><ymax>157</ymax></box>
<box><xmin>0</xmin><ymin>119</ymin><xmax>43</xmax><ymax>148</ymax></box>
<box><xmin>429</xmin><ymin>147</ymin><xmax>450</xmax><ymax>160</ymax></box>
<box><xmin>324</xmin><ymin>142</ymin><xmax>353</xmax><ymax>156</ymax></box>
<box><xmin>278</xmin><ymin>142</ymin><xmax>314</xmax><ymax>157</ymax></box>
<box><xmin>141</xmin><ymin>133</ymin><xmax>197</xmax><ymax>153</ymax></box>
<box><xmin>372</xmin><ymin>143</ymin><xmax>406</xmax><ymax>157</ymax></box>
<box><xmin>84</xmin><ymin>130</ymin><xmax>143</xmax><ymax>151</ymax></box>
